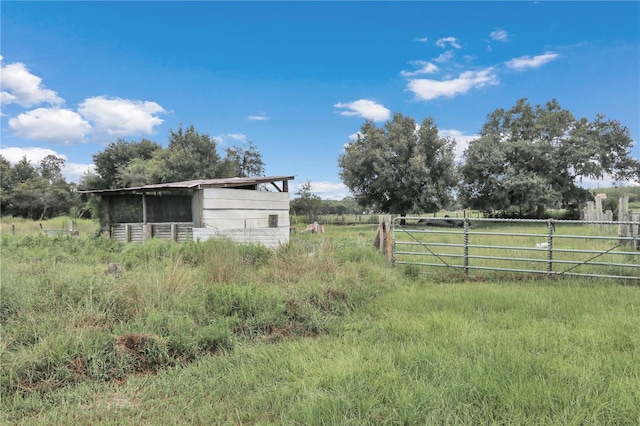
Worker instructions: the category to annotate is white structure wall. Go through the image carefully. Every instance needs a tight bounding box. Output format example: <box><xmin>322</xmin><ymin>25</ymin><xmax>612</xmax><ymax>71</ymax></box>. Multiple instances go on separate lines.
<box><xmin>192</xmin><ymin>188</ymin><xmax>290</xmax><ymax>248</ymax></box>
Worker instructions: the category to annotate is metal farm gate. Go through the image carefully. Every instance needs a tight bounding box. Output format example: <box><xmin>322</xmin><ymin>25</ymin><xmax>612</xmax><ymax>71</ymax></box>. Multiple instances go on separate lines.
<box><xmin>392</xmin><ymin>217</ymin><xmax>640</xmax><ymax>282</ymax></box>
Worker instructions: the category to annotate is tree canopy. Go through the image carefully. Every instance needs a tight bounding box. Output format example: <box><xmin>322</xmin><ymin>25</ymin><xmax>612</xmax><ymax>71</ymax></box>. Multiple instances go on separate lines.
<box><xmin>459</xmin><ymin>98</ymin><xmax>640</xmax><ymax>217</ymax></box>
<box><xmin>0</xmin><ymin>155</ymin><xmax>82</xmax><ymax>219</ymax></box>
<box><xmin>290</xmin><ymin>181</ymin><xmax>322</xmax><ymax>221</ymax></box>
<box><xmin>80</xmin><ymin>125</ymin><xmax>266</xmax><ymax>190</ymax></box>
<box><xmin>338</xmin><ymin>113</ymin><xmax>457</xmax><ymax>216</ymax></box>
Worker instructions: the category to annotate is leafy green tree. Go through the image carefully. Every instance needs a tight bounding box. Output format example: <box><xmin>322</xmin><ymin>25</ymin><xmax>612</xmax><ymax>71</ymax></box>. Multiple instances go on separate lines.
<box><xmin>83</xmin><ymin>125</ymin><xmax>268</xmax><ymax>190</ymax></box>
<box><xmin>338</xmin><ymin>113</ymin><xmax>457</xmax><ymax>217</ymax></box>
<box><xmin>88</xmin><ymin>138</ymin><xmax>162</xmax><ymax>189</ymax></box>
<box><xmin>0</xmin><ymin>155</ymin><xmax>14</xmax><ymax>213</ymax></box>
<box><xmin>39</xmin><ymin>154</ymin><xmax>65</xmax><ymax>182</ymax></box>
<box><xmin>222</xmin><ymin>141</ymin><xmax>265</xmax><ymax>178</ymax></box>
<box><xmin>1</xmin><ymin>155</ymin><xmax>77</xmax><ymax>219</ymax></box>
<box><xmin>459</xmin><ymin>99</ymin><xmax>639</xmax><ymax>217</ymax></box>
<box><xmin>11</xmin><ymin>156</ymin><xmax>38</xmax><ymax>184</ymax></box>
<box><xmin>155</xmin><ymin>125</ymin><xmax>223</xmax><ymax>182</ymax></box>
<box><xmin>116</xmin><ymin>157</ymin><xmax>164</xmax><ymax>187</ymax></box>
<box><xmin>290</xmin><ymin>181</ymin><xmax>322</xmax><ymax>221</ymax></box>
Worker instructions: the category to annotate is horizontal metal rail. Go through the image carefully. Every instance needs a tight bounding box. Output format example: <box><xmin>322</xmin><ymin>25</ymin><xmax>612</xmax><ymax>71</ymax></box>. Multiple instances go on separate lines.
<box><xmin>396</xmin><ymin>241</ymin><xmax>640</xmax><ymax>256</ymax></box>
<box><xmin>392</xmin><ymin>216</ymin><xmax>640</xmax><ymax>281</ymax></box>
<box><xmin>396</xmin><ymin>250</ymin><xmax>639</xmax><ymax>269</ymax></box>
<box><xmin>394</xmin><ymin>260</ymin><xmax>637</xmax><ymax>281</ymax></box>
<box><xmin>396</xmin><ymin>228</ymin><xmax>638</xmax><ymax>242</ymax></box>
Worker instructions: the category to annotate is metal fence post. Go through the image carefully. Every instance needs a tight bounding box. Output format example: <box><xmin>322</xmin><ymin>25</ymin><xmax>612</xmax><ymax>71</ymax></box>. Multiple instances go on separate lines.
<box><xmin>546</xmin><ymin>219</ymin><xmax>554</xmax><ymax>274</ymax></box>
<box><xmin>391</xmin><ymin>218</ymin><xmax>396</xmax><ymax>267</ymax></box>
<box><xmin>464</xmin><ymin>219</ymin><xmax>470</xmax><ymax>275</ymax></box>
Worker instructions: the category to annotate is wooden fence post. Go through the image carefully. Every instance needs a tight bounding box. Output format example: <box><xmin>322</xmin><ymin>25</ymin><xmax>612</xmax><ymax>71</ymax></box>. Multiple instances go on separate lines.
<box><xmin>376</xmin><ymin>215</ymin><xmax>392</xmax><ymax>261</ymax></box>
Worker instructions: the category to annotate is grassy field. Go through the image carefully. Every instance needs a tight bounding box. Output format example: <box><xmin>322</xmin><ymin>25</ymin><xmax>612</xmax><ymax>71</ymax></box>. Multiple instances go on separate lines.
<box><xmin>1</xmin><ymin>218</ymin><xmax>639</xmax><ymax>424</ymax></box>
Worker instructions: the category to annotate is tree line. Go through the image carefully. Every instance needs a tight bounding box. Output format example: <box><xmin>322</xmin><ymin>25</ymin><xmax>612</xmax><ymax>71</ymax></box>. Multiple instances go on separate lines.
<box><xmin>80</xmin><ymin>124</ymin><xmax>265</xmax><ymax>190</ymax></box>
<box><xmin>2</xmin><ymin>99</ymin><xmax>638</xmax><ymax>221</ymax></box>
<box><xmin>0</xmin><ymin>125</ymin><xmax>265</xmax><ymax>219</ymax></box>
<box><xmin>339</xmin><ymin>98</ymin><xmax>639</xmax><ymax>219</ymax></box>
<box><xmin>1</xmin><ymin>154</ymin><xmax>84</xmax><ymax>220</ymax></box>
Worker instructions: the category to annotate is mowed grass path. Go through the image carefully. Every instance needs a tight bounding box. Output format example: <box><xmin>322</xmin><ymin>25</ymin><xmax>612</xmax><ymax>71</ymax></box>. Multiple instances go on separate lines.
<box><xmin>14</xmin><ymin>279</ymin><xmax>639</xmax><ymax>425</ymax></box>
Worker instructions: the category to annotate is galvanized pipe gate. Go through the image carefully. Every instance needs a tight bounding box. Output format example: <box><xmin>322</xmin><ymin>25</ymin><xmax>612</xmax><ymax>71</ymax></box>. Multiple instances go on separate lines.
<box><xmin>392</xmin><ymin>217</ymin><xmax>640</xmax><ymax>281</ymax></box>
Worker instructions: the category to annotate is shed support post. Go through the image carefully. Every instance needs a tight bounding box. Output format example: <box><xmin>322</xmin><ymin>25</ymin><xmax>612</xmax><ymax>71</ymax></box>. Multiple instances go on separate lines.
<box><xmin>142</xmin><ymin>194</ymin><xmax>148</xmax><ymax>225</ymax></box>
<box><xmin>143</xmin><ymin>224</ymin><xmax>152</xmax><ymax>241</ymax></box>
<box><xmin>101</xmin><ymin>197</ymin><xmax>111</xmax><ymax>238</ymax></box>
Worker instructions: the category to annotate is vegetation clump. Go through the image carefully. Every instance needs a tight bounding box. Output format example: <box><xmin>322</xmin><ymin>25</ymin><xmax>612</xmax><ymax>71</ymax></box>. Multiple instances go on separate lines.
<box><xmin>0</xmin><ymin>224</ymin><xmax>393</xmax><ymax>406</ymax></box>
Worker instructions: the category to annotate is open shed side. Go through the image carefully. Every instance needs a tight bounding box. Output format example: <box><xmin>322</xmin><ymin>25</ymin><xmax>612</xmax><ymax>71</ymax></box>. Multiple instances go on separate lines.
<box><xmin>82</xmin><ymin>176</ymin><xmax>294</xmax><ymax>248</ymax></box>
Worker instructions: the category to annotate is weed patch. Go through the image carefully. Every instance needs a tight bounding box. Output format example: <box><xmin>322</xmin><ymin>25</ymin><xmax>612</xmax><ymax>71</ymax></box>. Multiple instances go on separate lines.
<box><xmin>1</xmin><ymin>229</ymin><xmax>391</xmax><ymax>410</ymax></box>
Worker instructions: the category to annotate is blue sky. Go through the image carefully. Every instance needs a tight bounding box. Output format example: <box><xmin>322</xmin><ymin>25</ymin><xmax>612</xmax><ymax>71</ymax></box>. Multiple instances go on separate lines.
<box><xmin>1</xmin><ymin>1</ymin><xmax>639</xmax><ymax>199</ymax></box>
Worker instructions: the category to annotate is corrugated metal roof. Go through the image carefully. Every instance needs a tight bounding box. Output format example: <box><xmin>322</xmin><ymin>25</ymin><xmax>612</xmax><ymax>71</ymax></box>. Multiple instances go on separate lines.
<box><xmin>80</xmin><ymin>176</ymin><xmax>295</xmax><ymax>194</ymax></box>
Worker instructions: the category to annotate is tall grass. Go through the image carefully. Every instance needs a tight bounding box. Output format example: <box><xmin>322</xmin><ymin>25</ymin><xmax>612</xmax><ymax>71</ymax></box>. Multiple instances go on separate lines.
<box><xmin>2</xmin><ymin>219</ymin><xmax>639</xmax><ymax>424</ymax></box>
<box><xmin>1</xmin><ymin>224</ymin><xmax>394</xmax><ymax>416</ymax></box>
<box><xmin>6</xmin><ymin>279</ymin><xmax>638</xmax><ymax>425</ymax></box>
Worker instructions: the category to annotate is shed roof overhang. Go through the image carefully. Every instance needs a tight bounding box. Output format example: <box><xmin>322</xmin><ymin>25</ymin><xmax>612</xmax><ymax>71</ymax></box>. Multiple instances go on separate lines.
<box><xmin>80</xmin><ymin>176</ymin><xmax>295</xmax><ymax>196</ymax></box>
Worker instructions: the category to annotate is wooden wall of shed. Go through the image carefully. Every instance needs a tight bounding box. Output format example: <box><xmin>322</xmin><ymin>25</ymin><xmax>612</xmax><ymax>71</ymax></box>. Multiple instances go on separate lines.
<box><xmin>110</xmin><ymin>223</ymin><xmax>193</xmax><ymax>243</ymax></box>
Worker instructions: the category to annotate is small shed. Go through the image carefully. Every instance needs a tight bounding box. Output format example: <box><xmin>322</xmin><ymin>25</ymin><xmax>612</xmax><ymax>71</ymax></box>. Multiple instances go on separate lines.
<box><xmin>82</xmin><ymin>176</ymin><xmax>295</xmax><ymax>248</ymax></box>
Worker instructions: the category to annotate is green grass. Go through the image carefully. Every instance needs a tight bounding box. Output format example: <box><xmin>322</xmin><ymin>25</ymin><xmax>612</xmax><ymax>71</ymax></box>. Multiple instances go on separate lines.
<box><xmin>0</xmin><ymin>216</ymin><xmax>98</xmax><ymax>237</ymax></box>
<box><xmin>2</xmin><ymin>218</ymin><xmax>639</xmax><ymax>424</ymax></box>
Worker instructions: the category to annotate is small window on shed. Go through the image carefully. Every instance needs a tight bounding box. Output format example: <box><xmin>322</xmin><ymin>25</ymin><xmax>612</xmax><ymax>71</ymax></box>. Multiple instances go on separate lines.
<box><xmin>268</xmin><ymin>215</ymin><xmax>278</xmax><ymax>228</ymax></box>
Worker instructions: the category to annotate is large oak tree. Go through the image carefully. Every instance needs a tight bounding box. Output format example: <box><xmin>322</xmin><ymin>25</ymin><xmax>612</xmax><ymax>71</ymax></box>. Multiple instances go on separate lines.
<box><xmin>459</xmin><ymin>98</ymin><xmax>639</xmax><ymax>217</ymax></box>
<box><xmin>338</xmin><ymin>113</ymin><xmax>457</xmax><ymax>216</ymax></box>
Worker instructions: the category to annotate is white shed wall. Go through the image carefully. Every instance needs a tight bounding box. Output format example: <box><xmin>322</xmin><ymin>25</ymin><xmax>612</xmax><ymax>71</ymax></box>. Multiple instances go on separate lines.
<box><xmin>194</xmin><ymin>188</ymin><xmax>290</xmax><ymax>248</ymax></box>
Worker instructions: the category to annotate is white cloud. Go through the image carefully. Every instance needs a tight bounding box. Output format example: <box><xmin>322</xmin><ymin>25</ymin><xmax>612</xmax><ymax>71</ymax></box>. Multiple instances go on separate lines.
<box><xmin>407</xmin><ymin>68</ymin><xmax>499</xmax><ymax>101</ymax></box>
<box><xmin>215</xmin><ymin>133</ymin><xmax>248</xmax><ymax>145</ymax></box>
<box><xmin>226</xmin><ymin>133</ymin><xmax>248</xmax><ymax>142</ymax></box>
<box><xmin>0</xmin><ymin>58</ymin><xmax>64</xmax><ymax>108</ymax></box>
<box><xmin>0</xmin><ymin>146</ymin><xmax>60</xmax><ymax>164</ymax></box>
<box><xmin>213</xmin><ymin>133</ymin><xmax>249</xmax><ymax>145</ymax></box>
<box><xmin>434</xmin><ymin>51</ymin><xmax>455</xmax><ymax>63</ymax></box>
<box><xmin>438</xmin><ymin>129</ymin><xmax>478</xmax><ymax>162</ymax></box>
<box><xmin>63</xmin><ymin>162</ymin><xmax>95</xmax><ymax>183</ymax></box>
<box><xmin>400</xmin><ymin>60</ymin><xmax>439</xmax><ymax>77</ymax></box>
<box><xmin>1</xmin><ymin>58</ymin><xmax>167</xmax><ymax>143</ymax></box>
<box><xmin>248</xmin><ymin>113</ymin><xmax>268</xmax><ymax>121</ymax></box>
<box><xmin>78</xmin><ymin>96</ymin><xmax>165</xmax><ymax>136</ymax></box>
<box><xmin>0</xmin><ymin>146</ymin><xmax>94</xmax><ymax>182</ymax></box>
<box><xmin>8</xmin><ymin>108</ymin><xmax>92</xmax><ymax>142</ymax></box>
<box><xmin>334</xmin><ymin>99</ymin><xmax>391</xmax><ymax>122</ymax></box>
<box><xmin>293</xmin><ymin>181</ymin><xmax>350</xmax><ymax>200</ymax></box>
<box><xmin>413</xmin><ymin>37</ymin><xmax>428</xmax><ymax>43</ymax></box>
<box><xmin>505</xmin><ymin>52</ymin><xmax>559</xmax><ymax>71</ymax></box>
<box><xmin>489</xmin><ymin>29</ymin><xmax>509</xmax><ymax>42</ymax></box>
<box><xmin>435</xmin><ymin>37</ymin><xmax>462</xmax><ymax>49</ymax></box>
